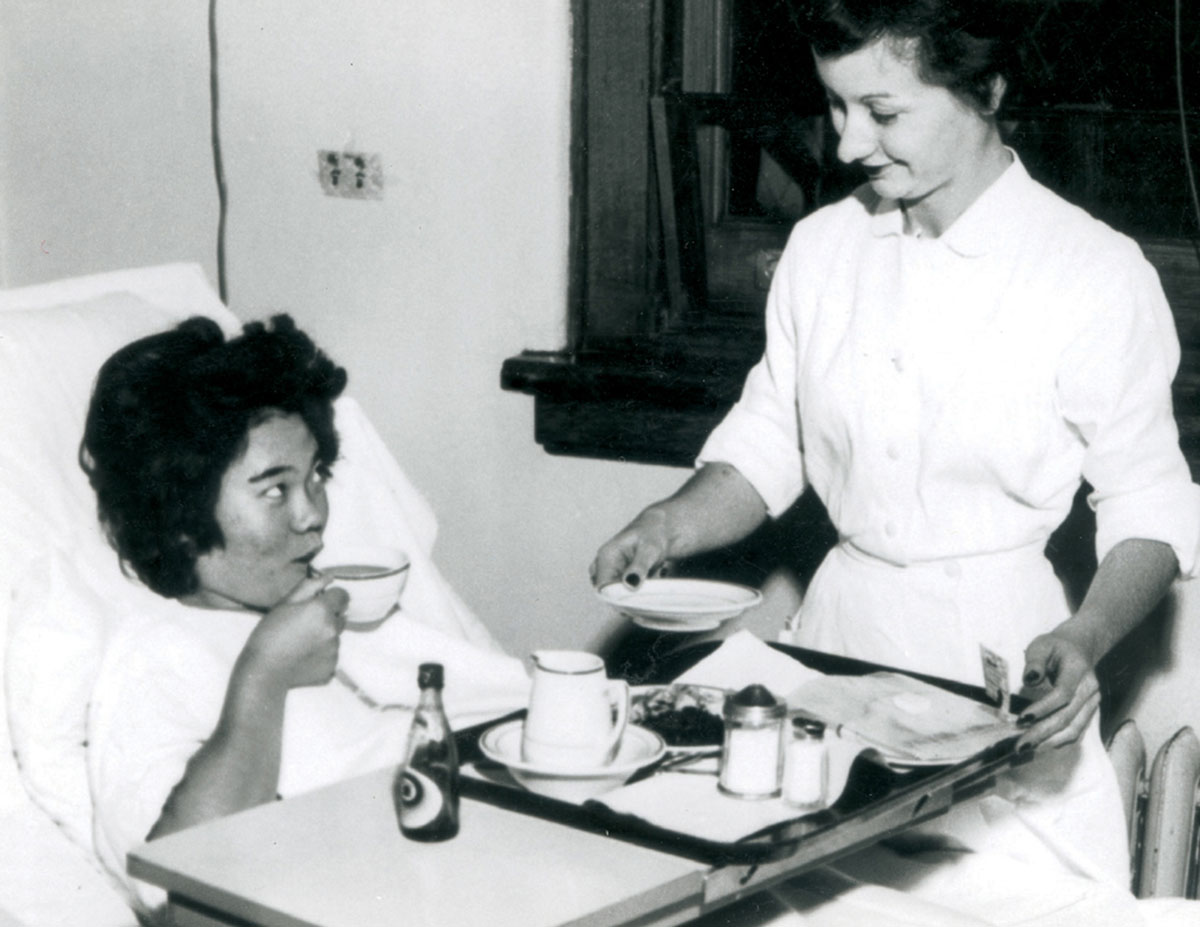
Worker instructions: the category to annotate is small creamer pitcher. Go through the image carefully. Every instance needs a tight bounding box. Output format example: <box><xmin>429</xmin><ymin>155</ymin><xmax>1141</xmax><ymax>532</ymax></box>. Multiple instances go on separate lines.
<box><xmin>522</xmin><ymin>650</ymin><xmax>629</xmax><ymax>770</ymax></box>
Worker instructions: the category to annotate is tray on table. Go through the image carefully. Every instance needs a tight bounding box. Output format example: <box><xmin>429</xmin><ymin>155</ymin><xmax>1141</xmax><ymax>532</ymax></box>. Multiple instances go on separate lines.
<box><xmin>456</xmin><ymin>643</ymin><xmax>1031</xmax><ymax>871</ymax></box>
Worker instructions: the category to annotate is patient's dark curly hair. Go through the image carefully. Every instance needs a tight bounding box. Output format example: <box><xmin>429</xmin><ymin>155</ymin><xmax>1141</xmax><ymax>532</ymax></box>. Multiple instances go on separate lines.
<box><xmin>794</xmin><ymin>0</ymin><xmax>1022</xmax><ymax>113</ymax></box>
<box><xmin>80</xmin><ymin>314</ymin><xmax>348</xmax><ymax>599</ymax></box>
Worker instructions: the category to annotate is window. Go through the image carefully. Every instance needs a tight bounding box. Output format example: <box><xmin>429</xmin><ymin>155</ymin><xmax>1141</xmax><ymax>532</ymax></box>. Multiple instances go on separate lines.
<box><xmin>502</xmin><ymin>0</ymin><xmax>1200</xmax><ymax>475</ymax></box>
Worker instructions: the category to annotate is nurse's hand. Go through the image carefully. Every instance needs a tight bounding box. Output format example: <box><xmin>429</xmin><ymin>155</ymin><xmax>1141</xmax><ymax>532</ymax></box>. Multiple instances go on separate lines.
<box><xmin>590</xmin><ymin>507</ymin><xmax>673</xmax><ymax>589</ymax></box>
<box><xmin>1016</xmin><ymin>631</ymin><xmax>1100</xmax><ymax>751</ymax></box>
<box><xmin>589</xmin><ymin>463</ymin><xmax>767</xmax><ymax>589</ymax></box>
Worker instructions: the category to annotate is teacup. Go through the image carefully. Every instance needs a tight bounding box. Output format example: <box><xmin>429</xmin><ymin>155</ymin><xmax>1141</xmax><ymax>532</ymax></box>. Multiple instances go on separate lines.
<box><xmin>521</xmin><ymin>650</ymin><xmax>629</xmax><ymax>770</ymax></box>
<box><xmin>315</xmin><ymin>545</ymin><xmax>410</xmax><ymax>631</ymax></box>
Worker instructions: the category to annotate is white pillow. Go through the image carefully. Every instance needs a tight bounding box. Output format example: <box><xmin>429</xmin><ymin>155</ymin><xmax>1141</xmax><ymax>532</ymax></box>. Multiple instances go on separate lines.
<box><xmin>0</xmin><ymin>283</ymin><xmax>238</xmax><ymax>575</ymax></box>
<box><xmin>6</xmin><ymin>553</ymin><xmax>131</xmax><ymax>853</ymax></box>
<box><xmin>0</xmin><ymin>293</ymin><xmax>200</xmax><ymax>802</ymax></box>
<box><xmin>0</xmin><ymin>283</ymin><xmax>234</xmax><ymax>844</ymax></box>
<box><xmin>0</xmin><ymin>292</ymin><xmax>210</xmax><ymax>573</ymax></box>
<box><xmin>0</xmin><ymin>267</ymin><xmax>232</xmax><ymax>925</ymax></box>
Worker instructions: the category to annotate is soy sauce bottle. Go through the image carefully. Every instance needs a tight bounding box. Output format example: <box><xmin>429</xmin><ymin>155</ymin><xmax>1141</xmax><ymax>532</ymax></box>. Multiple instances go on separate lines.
<box><xmin>395</xmin><ymin>663</ymin><xmax>460</xmax><ymax>841</ymax></box>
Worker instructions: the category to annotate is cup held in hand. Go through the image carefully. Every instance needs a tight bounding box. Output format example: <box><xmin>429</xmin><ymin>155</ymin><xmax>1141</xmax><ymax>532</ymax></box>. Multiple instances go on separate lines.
<box><xmin>522</xmin><ymin>650</ymin><xmax>629</xmax><ymax>770</ymax></box>
<box><xmin>315</xmin><ymin>545</ymin><xmax>410</xmax><ymax>630</ymax></box>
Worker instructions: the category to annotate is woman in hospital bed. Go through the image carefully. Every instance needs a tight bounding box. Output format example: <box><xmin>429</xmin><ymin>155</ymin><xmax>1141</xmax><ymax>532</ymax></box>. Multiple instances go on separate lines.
<box><xmin>79</xmin><ymin>314</ymin><xmax>529</xmax><ymax>916</ymax></box>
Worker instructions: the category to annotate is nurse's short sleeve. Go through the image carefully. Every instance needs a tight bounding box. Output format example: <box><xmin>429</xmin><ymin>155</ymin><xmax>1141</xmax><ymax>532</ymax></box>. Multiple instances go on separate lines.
<box><xmin>698</xmin><ymin>232</ymin><xmax>807</xmax><ymax>517</ymax></box>
<box><xmin>1057</xmin><ymin>240</ymin><xmax>1200</xmax><ymax>577</ymax></box>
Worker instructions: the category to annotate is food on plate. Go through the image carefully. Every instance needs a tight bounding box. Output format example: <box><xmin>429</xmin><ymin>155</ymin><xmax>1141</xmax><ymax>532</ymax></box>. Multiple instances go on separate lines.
<box><xmin>630</xmin><ymin>684</ymin><xmax>726</xmax><ymax>748</ymax></box>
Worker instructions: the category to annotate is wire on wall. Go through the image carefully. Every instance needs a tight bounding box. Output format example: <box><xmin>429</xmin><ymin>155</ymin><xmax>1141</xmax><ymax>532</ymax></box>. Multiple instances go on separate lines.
<box><xmin>1177</xmin><ymin>0</ymin><xmax>1200</xmax><ymax>243</ymax></box>
<box><xmin>208</xmin><ymin>0</ymin><xmax>229</xmax><ymax>303</ymax></box>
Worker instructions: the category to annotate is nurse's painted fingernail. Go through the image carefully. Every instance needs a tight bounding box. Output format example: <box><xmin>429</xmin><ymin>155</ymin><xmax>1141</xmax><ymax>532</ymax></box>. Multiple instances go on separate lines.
<box><xmin>624</xmin><ymin>572</ymin><xmax>641</xmax><ymax>588</ymax></box>
<box><xmin>1023</xmin><ymin>671</ymin><xmax>1042</xmax><ymax>686</ymax></box>
<box><xmin>1018</xmin><ymin>714</ymin><xmax>1035</xmax><ymax>727</ymax></box>
<box><xmin>1018</xmin><ymin>741</ymin><xmax>1036</xmax><ymax>753</ymax></box>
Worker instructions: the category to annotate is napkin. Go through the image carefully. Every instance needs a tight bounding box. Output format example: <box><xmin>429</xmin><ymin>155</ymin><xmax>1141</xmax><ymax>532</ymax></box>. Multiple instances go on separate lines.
<box><xmin>675</xmin><ymin>630</ymin><xmax>825</xmax><ymax>698</ymax></box>
<box><xmin>788</xmin><ymin>672</ymin><xmax>1018</xmax><ymax>764</ymax></box>
<box><xmin>591</xmin><ymin>733</ymin><xmax>870</xmax><ymax>844</ymax></box>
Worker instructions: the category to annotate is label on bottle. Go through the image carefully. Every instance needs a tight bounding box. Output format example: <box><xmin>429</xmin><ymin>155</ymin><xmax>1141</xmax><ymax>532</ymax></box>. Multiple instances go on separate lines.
<box><xmin>396</xmin><ymin>761</ymin><xmax>459</xmax><ymax>841</ymax></box>
<box><xmin>398</xmin><ymin>767</ymin><xmax>443</xmax><ymax>829</ymax></box>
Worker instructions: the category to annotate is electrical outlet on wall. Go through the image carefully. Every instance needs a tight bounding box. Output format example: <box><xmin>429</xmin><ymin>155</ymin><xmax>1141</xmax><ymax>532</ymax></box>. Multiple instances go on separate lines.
<box><xmin>317</xmin><ymin>150</ymin><xmax>383</xmax><ymax>199</ymax></box>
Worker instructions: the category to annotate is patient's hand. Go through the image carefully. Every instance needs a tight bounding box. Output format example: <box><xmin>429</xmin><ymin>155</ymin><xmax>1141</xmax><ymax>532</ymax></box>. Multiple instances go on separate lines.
<box><xmin>150</xmin><ymin>578</ymin><xmax>351</xmax><ymax>840</ymax></box>
<box><xmin>244</xmin><ymin>576</ymin><xmax>349</xmax><ymax>690</ymax></box>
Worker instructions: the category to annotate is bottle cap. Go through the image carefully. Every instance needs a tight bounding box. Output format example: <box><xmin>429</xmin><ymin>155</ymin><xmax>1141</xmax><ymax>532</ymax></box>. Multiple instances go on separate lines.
<box><xmin>417</xmin><ymin>663</ymin><xmax>444</xmax><ymax>689</ymax></box>
<box><xmin>724</xmin><ymin>684</ymin><xmax>786</xmax><ymax>723</ymax></box>
<box><xmin>792</xmin><ymin>715</ymin><xmax>826</xmax><ymax>737</ymax></box>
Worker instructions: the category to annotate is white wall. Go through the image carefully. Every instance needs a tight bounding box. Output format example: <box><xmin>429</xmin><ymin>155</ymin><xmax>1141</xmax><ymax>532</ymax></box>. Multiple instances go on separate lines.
<box><xmin>0</xmin><ymin>0</ymin><xmax>686</xmax><ymax>661</ymax></box>
<box><xmin>212</xmin><ymin>1</ymin><xmax>685</xmax><ymax>659</ymax></box>
<box><xmin>0</xmin><ymin>1</ymin><xmax>218</xmax><ymax>287</ymax></box>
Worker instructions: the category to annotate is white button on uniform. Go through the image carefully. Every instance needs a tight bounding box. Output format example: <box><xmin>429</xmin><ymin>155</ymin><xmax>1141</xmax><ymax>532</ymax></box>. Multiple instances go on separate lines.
<box><xmin>944</xmin><ymin>561</ymin><xmax>961</xmax><ymax>579</ymax></box>
<box><xmin>886</xmin><ymin>443</ymin><xmax>900</xmax><ymax>460</ymax></box>
<box><xmin>884</xmin><ymin>522</ymin><xmax>897</xmax><ymax>538</ymax></box>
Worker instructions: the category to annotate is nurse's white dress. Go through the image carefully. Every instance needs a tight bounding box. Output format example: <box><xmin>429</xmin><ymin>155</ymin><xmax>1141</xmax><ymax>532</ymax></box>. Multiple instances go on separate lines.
<box><xmin>698</xmin><ymin>154</ymin><xmax>1200</xmax><ymax>918</ymax></box>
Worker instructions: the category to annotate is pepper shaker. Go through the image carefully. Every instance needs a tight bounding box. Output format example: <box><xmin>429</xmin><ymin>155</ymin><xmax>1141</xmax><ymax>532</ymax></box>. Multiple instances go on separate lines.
<box><xmin>783</xmin><ymin>716</ymin><xmax>827</xmax><ymax>811</ymax></box>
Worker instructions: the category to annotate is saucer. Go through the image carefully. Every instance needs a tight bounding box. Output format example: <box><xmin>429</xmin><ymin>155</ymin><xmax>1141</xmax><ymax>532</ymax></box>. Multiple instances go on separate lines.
<box><xmin>597</xmin><ymin>579</ymin><xmax>762</xmax><ymax>632</ymax></box>
<box><xmin>477</xmin><ymin>720</ymin><xmax>665</xmax><ymax>802</ymax></box>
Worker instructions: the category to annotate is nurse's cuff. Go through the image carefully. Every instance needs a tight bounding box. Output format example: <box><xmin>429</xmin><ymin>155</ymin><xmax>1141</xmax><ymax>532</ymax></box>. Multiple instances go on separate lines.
<box><xmin>1092</xmin><ymin>479</ymin><xmax>1200</xmax><ymax>580</ymax></box>
<box><xmin>697</xmin><ymin>407</ymin><xmax>806</xmax><ymax>519</ymax></box>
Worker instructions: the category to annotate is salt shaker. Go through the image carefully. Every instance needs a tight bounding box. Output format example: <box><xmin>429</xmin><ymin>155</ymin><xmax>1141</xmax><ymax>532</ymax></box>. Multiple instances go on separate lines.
<box><xmin>783</xmin><ymin>716</ymin><xmax>827</xmax><ymax>811</ymax></box>
<box><xmin>718</xmin><ymin>684</ymin><xmax>786</xmax><ymax>799</ymax></box>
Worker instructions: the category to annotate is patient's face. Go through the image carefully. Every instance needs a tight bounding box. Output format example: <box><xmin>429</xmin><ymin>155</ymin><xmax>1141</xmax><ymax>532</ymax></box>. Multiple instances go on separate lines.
<box><xmin>186</xmin><ymin>412</ymin><xmax>329</xmax><ymax>611</ymax></box>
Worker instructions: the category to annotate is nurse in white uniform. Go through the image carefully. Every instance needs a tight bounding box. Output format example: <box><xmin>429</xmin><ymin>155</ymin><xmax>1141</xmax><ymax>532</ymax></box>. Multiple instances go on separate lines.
<box><xmin>591</xmin><ymin>0</ymin><xmax>1200</xmax><ymax>905</ymax></box>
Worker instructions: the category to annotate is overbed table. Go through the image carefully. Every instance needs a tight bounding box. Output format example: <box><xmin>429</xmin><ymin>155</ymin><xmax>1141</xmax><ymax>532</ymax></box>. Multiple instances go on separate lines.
<box><xmin>129</xmin><ymin>770</ymin><xmax>709</xmax><ymax>927</ymax></box>
<box><xmin>129</xmin><ymin>644</ymin><xmax>1026</xmax><ymax>927</ymax></box>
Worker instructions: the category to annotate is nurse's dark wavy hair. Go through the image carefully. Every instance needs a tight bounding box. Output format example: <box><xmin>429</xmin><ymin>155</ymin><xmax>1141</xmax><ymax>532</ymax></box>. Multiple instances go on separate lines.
<box><xmin>794</xmin><ymin>0</ymin><xmax>1022</xmax><ymax>113</ymax></box>
<box><xmin>81</xmin><ymin>314</ymin><xmax>348</xmax><ymax>599</ymax></box>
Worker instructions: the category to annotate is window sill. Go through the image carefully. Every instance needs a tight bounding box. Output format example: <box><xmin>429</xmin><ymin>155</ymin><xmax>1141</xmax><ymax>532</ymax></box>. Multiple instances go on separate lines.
<box><xmin>504</xmin><ymin>343</ymin><xmax>1199</xmax><ymax>478</ymax></box>
<box><xmin>500</xmin><ymin>344</ymin><xmax>759</xmax><ymax>467</ymax></box>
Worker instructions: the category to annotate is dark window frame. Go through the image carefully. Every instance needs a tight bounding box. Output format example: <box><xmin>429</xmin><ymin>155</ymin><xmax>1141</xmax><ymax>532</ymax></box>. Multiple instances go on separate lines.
<box><xmin>501</xmin><ymin>0</ymin><xmax>784</xmax><ymax>468</ymax></box>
